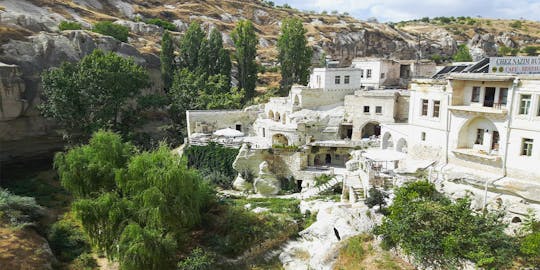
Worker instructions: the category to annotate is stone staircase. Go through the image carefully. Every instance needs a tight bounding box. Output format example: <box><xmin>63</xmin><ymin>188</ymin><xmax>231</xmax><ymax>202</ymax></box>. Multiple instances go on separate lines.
<box><xmin>300</xmin><ymin>176</ymin><xmax>343</xmax><ymax>199</ymax></box>
<box><xmin>351</xmin><ymin>186</ymin><xmax>365</xmax><ymax>201</ymax></box>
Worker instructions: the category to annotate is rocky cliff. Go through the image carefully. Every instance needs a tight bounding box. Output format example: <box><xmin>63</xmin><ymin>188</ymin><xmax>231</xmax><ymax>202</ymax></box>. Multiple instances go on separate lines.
<box><xmin>0</xmin><ymin>0</ymin><xmax>539</xmax><ymax>162</ymax></box>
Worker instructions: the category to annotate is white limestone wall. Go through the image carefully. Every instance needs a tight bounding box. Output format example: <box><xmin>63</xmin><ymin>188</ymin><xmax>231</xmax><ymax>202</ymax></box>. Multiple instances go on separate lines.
<box><xmin>450</xmin><ymin>80</ymin><xmax>513</xmax><ymax>107</ymax></box>
<box><xmin>186</xmin><ymin>110</ymin><xmax>259</xmax><ymax>137</ymax></box>
<box><xmin>309</xmin><ymin>68</ymin><xmax>362</xmax><ymax>90</ymax></box>
<box><xmin>351</xmin><ymin>59</ymin><xmax>381</xmax><ymax>88</ymax></box>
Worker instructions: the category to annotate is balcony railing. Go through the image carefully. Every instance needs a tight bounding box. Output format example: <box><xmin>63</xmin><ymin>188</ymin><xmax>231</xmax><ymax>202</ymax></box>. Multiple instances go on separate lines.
<box><xmin>483</xmin><ymin>101</ymin><xmax>505</xmax><ymax>109</ymax></box>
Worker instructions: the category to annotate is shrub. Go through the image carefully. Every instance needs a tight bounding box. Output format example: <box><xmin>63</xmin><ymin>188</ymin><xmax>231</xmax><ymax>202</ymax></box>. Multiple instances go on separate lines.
<box><xmin>72</xmin><ymin>253</ymin><xmax>98</xmax><ymax>270</ymax></box>
<box><xmin>365</xmin><ymin>187</ymin><xmax>388</xmax><ymax>210</ymax></box>
<box><xmin>200</xmin><ymin>169</ymin><xmax>233</xmax><ymax>189</ymax></box>
<box><xmin>0</xmin><ymin>188</ymin><xmax>44</xmax><ymax>227</ymax></box>
<box><xmin>92</xmin><ymin>21</ymin><xmax>129</xmax><ymax>42</ymax></box>
<box><xmin>509</xmin><ymin>20</ymin><xmax>522</xmax><ymax>29</ymax></box>
<box><xmin>145</xmin><ymin>18</ymin><xmax>176</xmax><ymax>31</ymax></box>
<box><xmin>314</xmin><ymin>174</ymin><xmax>332</xmax><ymax>186</ymax></box>
<box><xmin>453</xmin><ymin>44</ymin><xmax>473</xmax><ymax>62</ymax></box>
<box><xmin>59</xmin><ymin>21</ymin><xmax>83</xmax><ymax>31</ymax></box>
<box><xmin>522</xmin><ymin>46</ymin><xmax>539</xmax><ymax>56</ymax></box>
<box><xmin>177</xmin><ymin>248</ymin><xmax>216</xmax><ymax>270</ymax></box>
<box><xmin>48</xmin><ymin>217</ymin><xmax>90</xmax><ymax>262</ymax></box>
<box><xmin>184</xmin><ymin>142</ymin><xmax>240</xmax><ymax>179</ymax></box>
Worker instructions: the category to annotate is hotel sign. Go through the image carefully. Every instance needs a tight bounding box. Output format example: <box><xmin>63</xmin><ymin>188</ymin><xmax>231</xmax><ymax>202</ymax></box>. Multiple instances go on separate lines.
<box><xmin>489</xmin><ymin>57</ymin><xmax>540</xmax><ymax>74</ymax></box>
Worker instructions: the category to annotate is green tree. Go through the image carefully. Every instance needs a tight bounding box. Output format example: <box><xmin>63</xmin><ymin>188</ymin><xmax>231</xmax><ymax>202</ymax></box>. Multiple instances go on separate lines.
<box><xmin>54</xmin><ymin>131</ymin><xmax>135</xmax><ymax>198</ymax></box>
<box><xmin>118</xmin><ymin>223</ymin><xmax>177</xmax><ymax>270</ymax></box>
<box><xmin>231</xmin><ymin>20</ymin><xmax>258</xmax><ymax>101</ymax></box>
<box><xmin>498</xmin><ymin>45</ymin><xmax>512</xmax><ymax>56</ymax></box>
<box><xmin>374</xmin><ymin>181</ymin><xmax>517</xmax><ymax>269</ymax></box>
<box><xmin>208</xmin><ymin>28</ymin><xmax>232</xmax><ymax>86</ymax></box>
<box><xmin>93</xmin><ymin>21</ymin><xmax>129</xmax><ymax>42</ymax></box>
<box><xmin>453</xmin><ymin>44</ymin><xmax>473</xmax><ymax>62</ymax></box>
<box><xmin>178</xmin><ymin>22</ymin><xmax>206</xmax><ymax>71</ymax></box>
<box><xmin>40</xmin><ymin>50</ymin><xmax>150</xmax><ymax>141</ymax></box>
<box><xmin>160</xmin><ymin>31</ymin><xmax>175</xmax><ymax>90</ymax></box>
<box><xmin>365</xmin><ymin>187</ymin><xmax>388</xmax><ymax>209</ymax></box>
<box><xmin>278</xmin><ymin>18</ymin><xmax>313</xmax><ymax>94</ymax></box>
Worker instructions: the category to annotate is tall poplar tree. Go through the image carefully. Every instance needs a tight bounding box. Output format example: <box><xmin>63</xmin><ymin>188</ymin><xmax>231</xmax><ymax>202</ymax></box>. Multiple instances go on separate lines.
<box><xmin>231</xmin><ymin>20</ymin><xmax>258</xmax><ymax>100</ymax></box>
<box><xmin>178</xmin><ymin>22</ymin><xmax>205</xmax><ymax>71</ymax></box>
<box><xmin>278</xmin><ymin>18</ymin><xmax>313</xmax><ymax>94</ymax></box>
<box><xmin>160</xmin><ymin>31</ymin><xmax>174</xmax><ymax>90</ymax></box>
<box><xmin>208</xmin><ymin>28</ymin><xmax>232</xmax><ymax>86</ymax></box>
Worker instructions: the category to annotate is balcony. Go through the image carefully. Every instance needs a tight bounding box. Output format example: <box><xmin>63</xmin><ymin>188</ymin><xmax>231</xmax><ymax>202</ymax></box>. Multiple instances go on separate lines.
<box><xmin>452</xmin><ymin>148</ymin><xmax>502</xmax><ymax>167</ymax></box>
<box><xmin>448</xmin><ymin>103</ymin><xmax>507</xmax><ymax>119</ymax></box>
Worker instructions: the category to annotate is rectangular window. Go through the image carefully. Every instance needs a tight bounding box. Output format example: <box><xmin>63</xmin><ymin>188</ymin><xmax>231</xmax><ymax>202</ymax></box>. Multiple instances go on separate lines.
<box><xmin>367</xmin><ymin>69</ymin><xmax>372</xmax><ymax>78</ymax></box>
<box><xmin>521</xmin><ymin>138</ymin><xmax>533</xmax><ymax>156</ymax></box>
<box><xmin>380</xmin><ymin>73</ymin><xmax>385</xmax><ymax>79</ymax></box>
<box><xmin>519</xmin><ymin>94</ymin><xmax>532</xmax><ymax>115</ymax></box>
<box><xmin>433</xmin><ymin>100</ymin><xmax>440</xmax><ymax>118</ymax></box>
<box><xmin>335</xmin><ymin>76</ymin><xmax>341</xmax><ymax>84</ymax></box>
<box><xmin>475</xmin><ymin>129</ymin><xmax>484</xmax><ymax>145</ymax></box>
<box><xmin>262</xmin><ymin>128</ymin><xmax>265</xmax><ymax>137</ymax></box>
<box><xmin>499</xmin><ymin>88</ymin><xmax>508</xmax><ymax>105</ymax></box>
<box><xmin>375</xmin><ymin>106</ymin><xmax>382</xmax><ymax>114</ymax></box>
<box><xmin>421</xmin><ymin>99</ymin><xmax>428</xmax><ymax>116</ymax></box>
<box><xmin>471</xmin><ymin>86</ymin><xmax>480</xmax><ymax>102</ymax></box>
<box><xmin>344</xmin><ymin>75</ymin><xmax>350</xmax><ymax>84</ymax></box>
<box><xmin>363</xmin><ymin>106</ymin><xmax>370</xmax><ymax>113</ymax></box>
<box><xmin>421</xmin><ymin>132</ymin><xmax>426</xmax><ymax>141</ymax></box>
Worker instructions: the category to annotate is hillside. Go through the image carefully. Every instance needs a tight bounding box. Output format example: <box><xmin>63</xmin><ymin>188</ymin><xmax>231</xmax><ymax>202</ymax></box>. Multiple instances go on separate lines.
<box><xmin>1</xmin><ymin>0</ymin><xmax>540</xmax><ymax>163</ymax></box>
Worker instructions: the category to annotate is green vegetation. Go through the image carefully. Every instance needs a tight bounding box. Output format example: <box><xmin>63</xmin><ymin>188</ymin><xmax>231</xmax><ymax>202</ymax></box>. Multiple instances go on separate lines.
<box><xmin>47</xmin><ymin>215</ymin><xmax>90</xmax><ymax>262</ymax></box>
<box><xmin>510</xmin><ymin>20</ymin><xmax>523</xmax><ymax>29</ymax></box>
<box><xmin>146</xmin><ymin>18</ymin><xmax>176</xmax><ymax>31</ymax></box>
<box><xmin>498</xmin><ymin>45</ymin><xmax>519</xmax><ymax>56</ymax></box>
<box><xmin>452</xmin><ymin>44</ymin><xmax>473</xmax><ymax>62</ymax></box>
<box><xmin>231</xmin><ymin>20</ymin><xmax>258</xmax><ymax>101</ymax></box>
<box><xmin>56</xmin><ymin>131</ymin><xmax>213</xmax><ymax>269</ymax></box>
<box><xmin>522</xmin><ymin>45</ymin><xmax>539</xmax><ymax>56</ymax></box>
<box><xmin>160</xmin><ymin>31</ymin><xmax>174</xmax><ymax>90</ymax></box>
<box><xmin>92</xmin><ymin>21</ymin><xmax>129</xmax><ymax>42</ymax></box>
<box><xmin>278</xmin><ymin>18</ymin><xmax>313</xmax><ymax>94</ymax></box>
<box><xmin>0</xmin><ymin>188</ymin><xmax>44</xmax><ymax>227</ymax></box>
<box><xmin>314</xmin><ymin>174</ymin><xmax>332</xmax><ymax>186</ymax></box>
<box><xmin>59</xmin><ymin>21</ymin><xmax>83</xmax><ymax>31</ymax></box>
<box><xmin>375</xmin><ymin>181</ymin><xmax>519</xmax><ymax>269</ymax></box>
<box><xmin>40</xmin><ymin>50</ymin><xmax>151</xmax><ymax>143</ymax></box>
<box><xmin>184</xmin><ymin>143</ymin><xmax>240</xmax><ymax>187</ymax></box>
<box><xmin>365</xmin><ymin>187</ymin><xmax>387</xmax><ymax>210</ymax></box>
<box><xmin>177</xmin><ymin>248</ymin><xmax>215</xmax><ymax>270</ymax></box>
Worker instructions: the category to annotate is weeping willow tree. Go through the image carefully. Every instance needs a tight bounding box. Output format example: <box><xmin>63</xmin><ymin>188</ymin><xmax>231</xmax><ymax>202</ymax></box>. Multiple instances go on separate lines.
<box><xmin>58</xmin><ymin>131</ymin><xmax>213</xmax><ymax>268</ymax></box>
<box><xmin>118</xmin><ymin>223</ymin><xmax>177</xmax><ymax>270</ymax></box>
<box><xmin>116</xmin><ymin>145</ymin><xmax>211</xmax><ymax>237</ymax></box>
<box><xmin>54</xmin><ymin>131</ymin><xmax>135</xmax><ymax>198</ymax></box>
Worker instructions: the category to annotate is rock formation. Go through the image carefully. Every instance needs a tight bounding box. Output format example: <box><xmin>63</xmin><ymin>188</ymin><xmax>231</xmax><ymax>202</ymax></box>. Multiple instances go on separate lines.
<box><xmin>253</xmin><ymin>161</ymin><xmax>280</xmax><ymax>196</ymax></box>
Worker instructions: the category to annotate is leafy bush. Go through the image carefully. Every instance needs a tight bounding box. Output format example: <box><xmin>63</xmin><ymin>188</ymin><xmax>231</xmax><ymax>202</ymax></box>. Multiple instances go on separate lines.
<box><xmin>184</xmin><ymin>142</ymin><xmax>239</xmax><ymax>179</ymax></box>
<box><xmin>365</xmin><ymin>187</ymin><xmax>388</xmax><ymax>210</ymax></box>
<box><xmin>145</xmin><ymin>18</ymin><xmax>176</xmax><ymax>31</ymax></box>
<box><xmin>59</xmin><ymin>21</ymin><xmax>83</xmax><ymax>31</ymax></box>
<box><xmin>509</xmin><ymin>20</ymin><xmax>522</xmax><ymax>29</ymax></box>
<box><xmin>200</xmin><ymin>169</ymin><xmax>233</xmax><ymax>189</ymax></box>
<box><xmin>375</xmin><ymin>181</ymin><xmax>517</xmax><ymax>269</ymax></box>
<box><xmin>48</xmin><ymin>217</ymin><xmax>90</xmax><ymax>262</ymax></box>
<box><xmin>0</xmin><ymin>188</ymin><xmax>44</xmax><ymax>227</ymax></box>
<box><xmin>314</xmin><ymin>174</ymin><xmax>332</xmax><ymax>186</ymax></box>
<box><xmin>522</xmin><ymin>46</ymin><xmax>539</xmax><ymax>56</ymax></box>
<box><xmin>177</xmin><ymin>248</ymin><xmax>216</xmax><ymax>270</ymax></box>
<box><xmin>453</xmin><ymin>44</ymin><xmax>473</xmax><ymax>62</ymax></box>
<box><xmin>92</xmin><ymin>21</ymin><xmax>129</xmax><ymax>42</ymax></box>
<box><xmin>72</xmin><ymin>253</ymin><xmax>98</xmax><ymax>270</ymax></box>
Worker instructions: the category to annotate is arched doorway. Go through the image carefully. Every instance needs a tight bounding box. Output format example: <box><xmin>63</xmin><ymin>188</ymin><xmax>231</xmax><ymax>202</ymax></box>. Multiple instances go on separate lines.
<box><xmin>293</xmin><ymin>95</ymin><xmax>300</xmax><ymax>106</ymax></box>
<box><xmin>275</xmin><ymin>112</ymin><xmax>281</xmax><ymax>122</ymax></box>
<box><xmin>458</xmin><ymin>117</ymin><xmax>499</xmax><ymax>153</ymax></box>
<box><xmin>361</xmin><ymin>122</ymin><xmax>381</xmax><ymax>138</ymax></box>
<box><xmin>396</xmin><ymin>138</ymin><xmax>408</xmax><ymax>153</ymax></box>
<box><xmin>325</xmin><ymin>154</ymin><xmax>332</xmax><ymax>165</ymax></box>
<box><xmin>268</xmin><ymin>110</ymin><xmax>274</xmax><ymax>120</ymax></box>
<box><xmin>382</xmin><ymin>132</ymin><xmax>393</xmax><ymax>149</ymax></box>
<box><xmin>272</xmin><ymin>133</ymin><xmax>288</xmax><ymax>146</ymax></box>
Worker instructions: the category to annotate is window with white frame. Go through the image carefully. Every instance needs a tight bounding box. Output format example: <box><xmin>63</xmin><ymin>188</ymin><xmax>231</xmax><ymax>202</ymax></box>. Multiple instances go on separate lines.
<box><xmin>521</xmin><ymin>138</ymin><xmax>533</xmax><ymax>156</ymax></box>
<box><xmin>344</xmin><ymin>75</ymin><xmax>350</xmax><ymax>84</ymax></box>
<box><xmin>375</xmin><ymin>106</ymin><xmax>382</xmax><ymax>114</ymax></box>
<box><xmin>519</xmin><ymin>94</ymin><xmax>532</xmax><ymax>115</ymax></box>
<box><xmin>499</xmin><ymin>88</ymin><xmax>508</xmax><ymax>105</ymax></box>
<box><xmin>363</xmin><ymin>106</ymin><xmax>370</xmax><ymax>113</ymax></box>
<box><xmin>433</xmin><ymin>100</ymin><xmax>440</xmax><ymax>118</ymax></box>
<box><xmin>335</xmin><ymin>76</ymin><xmax>341</xmax><ymax>84</ymax></box>
<box><xmin>367</xmin><ymin>69</ymin><xmax>372</xmax><ymax>78</ymax></box>
<box><xmin>421</xmin><ymin>99</ymin><xmax>428</xmax><ymax>116</ymax></box>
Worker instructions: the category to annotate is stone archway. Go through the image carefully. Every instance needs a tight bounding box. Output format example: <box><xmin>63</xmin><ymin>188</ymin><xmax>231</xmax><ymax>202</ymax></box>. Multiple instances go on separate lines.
<box><xmin>272</xmin><ymin>133</ymin><xmax>288</xmax><ymax>146</ymax></box>
<box><xmin>396</xmin><ymin>138</ymin><xmax>408</xmax><ymax>153</ymax></box>
<box><xmin>293</xmin><ymin>95</ymin><xmax>300</xmax><ymax>106</ymax></box>
<box><xmin>457</xmin><ymin>117</ymin><xmax>499</xmax><ymax>152</ymax></box>
<box><xmin>382</xmin><ymin>132</ymin><xmax>393</xmax><ymax>149</ymax></box>
<box><xmin>361</xmin><ymin>121</ymin><xmax>381</xmax><ymax>138</ymax></box>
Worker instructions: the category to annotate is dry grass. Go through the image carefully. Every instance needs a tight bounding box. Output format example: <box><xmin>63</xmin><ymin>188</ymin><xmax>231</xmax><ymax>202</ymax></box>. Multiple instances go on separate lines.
<box><xmin>0</xmin><ymin>226</ymin><xmax>53</xmax><ymax>270</ymax></box>
<box><xmin>333</xmin><ymin>233</ymin><xmax>414</xmax><ymax>270</ymax></box>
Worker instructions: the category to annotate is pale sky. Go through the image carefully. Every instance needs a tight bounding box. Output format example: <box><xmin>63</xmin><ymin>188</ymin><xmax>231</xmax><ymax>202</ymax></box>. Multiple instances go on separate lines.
<box><xmin>271</xmin><ymin>0</ymin><xmax>540</xmax><ymax>22</ymax></box>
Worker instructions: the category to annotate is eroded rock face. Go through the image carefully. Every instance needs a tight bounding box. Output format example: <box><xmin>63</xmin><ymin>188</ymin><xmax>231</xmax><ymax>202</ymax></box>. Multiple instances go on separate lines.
<box><xmin>468</xmin><ymin>33</ymin><xmax>498</xmax><ymax>61</ymax></box>
<box><xmin>253</xmin><ymin>161</ymin><xmax>280</xmax><ymax>195</ymax></box>
<box><xmin>114</xmin><ymin>20</ymin><xmax>163</xmax><ymax>36</ymax></box>
<box><xmin>0</xmin><ymin>30</ymin><xmax>161</xmax><ymax>162</ymax></box>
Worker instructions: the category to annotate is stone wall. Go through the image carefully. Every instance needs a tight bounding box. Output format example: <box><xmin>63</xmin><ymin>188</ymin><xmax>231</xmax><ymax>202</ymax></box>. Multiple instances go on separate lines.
<box><xmin>186</xmin><ymin>109</ymin><xmax>260</xmax><ymax>137</ymax></box>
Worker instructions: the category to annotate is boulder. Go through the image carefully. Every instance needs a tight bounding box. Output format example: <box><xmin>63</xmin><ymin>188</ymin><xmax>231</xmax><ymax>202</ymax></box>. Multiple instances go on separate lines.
<box><xmin>232</xmin><ymin>174</ymin><xmax>253</xmax><ymax>192</ymax></box>
<box><xmin>253</xmin><ymin>161</ymin><xmax>280</xmax><ymax>195</ymax></box>
<box><xmin>114</xmin><ymin>20</ymin><xmax>163</xmax><ymax>35</ymax></box>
